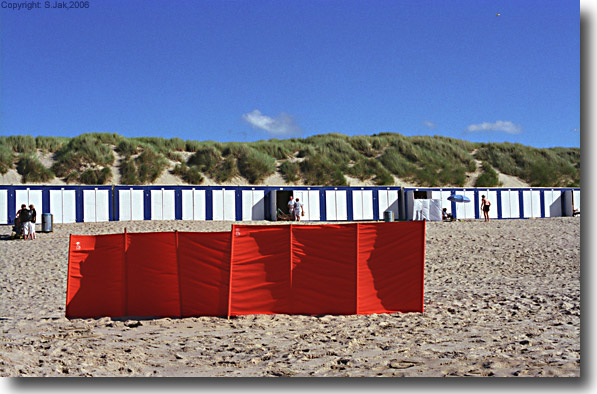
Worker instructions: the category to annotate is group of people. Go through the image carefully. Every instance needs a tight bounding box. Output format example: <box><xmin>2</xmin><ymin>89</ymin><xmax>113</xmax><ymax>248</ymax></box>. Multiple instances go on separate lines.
<box><xmin>442</xmin><ymin>195</ymin><xmax>491</xmax><ymax>222</ymax></box>
<box><xmin>287</xmin><ymin>196</ymin><xmax>305</xmax><ymax>221</ymax></box>
<box><xmin>15</xmin><ymin>204</ymin><xmax>37</xmax><ymax>240</ymax></box>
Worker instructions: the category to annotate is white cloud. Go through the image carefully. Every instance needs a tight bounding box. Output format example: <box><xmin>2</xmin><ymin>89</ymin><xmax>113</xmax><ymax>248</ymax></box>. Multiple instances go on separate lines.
<box><xmin>465</xmin><ymin>120</ymin><xmax>522</xmax><ymax>135</ymax></box>
<box><xmin>242</xmin><ymin>110</ymin><xmax>300</xmax><ymax>136</ymax></box>
<box><xmin>423</xmin><ymin>120</ymin><xmax>436</xmax><ymax>128</ymax></box>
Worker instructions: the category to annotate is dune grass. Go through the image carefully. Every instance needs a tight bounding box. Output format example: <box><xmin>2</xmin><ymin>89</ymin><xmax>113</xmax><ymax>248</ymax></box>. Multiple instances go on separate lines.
<box><xmin>0</xmin><ymin>145</ymin><xmax>15</xmax><ymax>175</ymax></box>
<box><xmin>16</xmin><ymin>155</ymin><xmax>54</xmax><ymax>183</ymax></box>
<box><xmin>300</xmin><ymin>155</ymin><xmax>348</xmax><ymax>186</ymax></box>
<box><xmin>250</xmin><ymin>140</ymin><xmax>299</xmax><ymax>160</ymax></box>
<box><xmin>475</xmin><ymin>162</ymin><xmax>501</xmax><ymax>187</ymax></box>
<box><xmin>348</xmin><ymin>158</ymin><xmax>393</xmax><ymax>185</ymax></box>
<box><xmin>172</xmin><ymin>163</ymin><xmax>204</xmax><ymax>184</ymax></box>
<box><xmin>136</xmin><ymin>150</ymin><xmax>168</xmax><ymax>184</ymax></box>
<box><xmin>166</xmin><ymin>152</ymin><xmax>184</xmax><ymax>162</ymax></box>
<box><xmin>279</xmin><ymin>161</ymin><xmax>300</xmax><ymax>183</ymax></box>
<box><xmin>118</xmin><ymin>147</ymin><xmax>169</xmax><ymax>185</ymax></box>
<box><xmin>35</xmin><ymin>136</ymin><xmax>68</xmax><ymax>152</ymax></box>
<box><xmin>116</xmin><ymin>139</ymin><xmax>138</xmax><ymax>158</ymax></box>
<box><xmin>119</xmin><ymin>159</ymin><xmax>138</xmax><ymax>185</ymax></box>
<box><xmin>130</xmin><ymin>137</ymin><xmax>187</xmax><ymax>154</ymax></box>
<box><xmin>53</xmin><ymin>135</ymin><xmax>115</xmax><ymax>171</ymax></box>
<box><xmin>475</xmin><ymin>143</ymin><xmax>580</xmax><ymax>187</ymax></box>
<box><xmin>209</xmin><ymin>143</ymin><xmax>277</xmax><ymax>184</ymax></box>
<box><xmin>2</xmin><ymin>135</ymin><xmax>37</xmax><ymax>153</ymax></box>
<box><xmin>2</xmin><ymin>132</ymin><xmax>580</xmax><ymax>187</ymax></box>
<box><xmin>187</xmin><ymin>146</ymin><xmax>221</xmax><ymax>173</ymax></box>
<box><xmin>377</xmin><ymin>147</ymin><xmax>415</xmax><ymax>178</ymax></box>
<box><xmin>79</xmin><ymin>167</ymin><xmax>113</xmax><ymax>185</ymax></box>
<box><xmin>236</xmin><ymin>148</ymin><xmax>276</xmax><ymax>184</ymax></box>
<box><xmin>213</xmin><ymin>156</ymin><xmax>239</xmax><ymax>183</ymax></box>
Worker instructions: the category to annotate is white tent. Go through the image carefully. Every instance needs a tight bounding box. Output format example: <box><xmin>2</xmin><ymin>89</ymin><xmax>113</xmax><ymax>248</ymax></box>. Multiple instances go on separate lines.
<box><xmin>412</xmin><ymin>199</ymin><xmax>442</xmax><ymax>221</ymax></box>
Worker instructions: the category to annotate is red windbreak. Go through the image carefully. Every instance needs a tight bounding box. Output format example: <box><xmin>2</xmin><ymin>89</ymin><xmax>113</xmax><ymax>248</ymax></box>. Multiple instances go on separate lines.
<box><xmin>291</xmin><ymin>224</ymin><xmax>357</xmax><ymax>315</ymax></box>
<box><xmin>357</xmin><ymin>222</ymin><xmax>425</xmax><ymax>314</ymax></box>
<box><xmin>177</xmin><ymin>231</ymin><xmax>230</xmax><ymax>317</ymax></box>
<box><xmin>66</xmin><ymin>222</ymin><xmax>425</xmax><ymax>318</ymax></box>
<box><xmin>229</xmin><ymin>225</ymin><xmax>291</xmax><ymax>316</ymax></box>
<box><xmin>66</xmin><ymin>234</ymin><xmax>125</xmax><ymax>318</ymax></box>
<box><xmin>125</xmin><ymin>232</ymin><xmax>179</xmax><ymax>317</ymax></box>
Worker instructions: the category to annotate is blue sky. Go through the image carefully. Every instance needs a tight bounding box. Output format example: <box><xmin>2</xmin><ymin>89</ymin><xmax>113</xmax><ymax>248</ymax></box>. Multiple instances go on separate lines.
<box><xmin>0</xmin><ymin>0</ymin><xmax>580</xmax><ymax>148</ymax></box>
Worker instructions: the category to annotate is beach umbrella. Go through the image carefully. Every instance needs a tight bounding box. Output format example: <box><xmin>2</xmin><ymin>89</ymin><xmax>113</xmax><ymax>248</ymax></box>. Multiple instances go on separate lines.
<box><xmin>447</xmin><ymin>194</ymin><xmax>471</xmax><ymax>203</ymax></box>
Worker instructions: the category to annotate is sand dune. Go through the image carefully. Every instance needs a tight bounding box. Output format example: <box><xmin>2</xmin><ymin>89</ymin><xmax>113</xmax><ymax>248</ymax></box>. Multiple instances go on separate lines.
<box><xmin>0</xmin><ymin>217</ymin><xmax>579</xmax><ymax>377</ymax></box>
<box><xmin>0</xmin><ymin>147</ymin><xmax>531</xmax><ymax>188</ymax></box>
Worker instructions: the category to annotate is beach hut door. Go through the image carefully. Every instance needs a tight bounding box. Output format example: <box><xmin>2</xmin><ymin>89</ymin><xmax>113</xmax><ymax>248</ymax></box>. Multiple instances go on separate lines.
<box><xmin>0</xmin><ymin>189</ymin><xmax>7</xmax><ymax>224</ymax></box>
<box><xmin>543</xmin><ymin>189</ymin><xmax>562</xmax><ymax>217</ymax></box>
<box><xmin>151</xmin><ymin>189</ymin><xmax>175</xmax><ymax>221</ymax></box>
<box><xmin>352</xmin><ymin>190</ymin><xmax>373</xmax><ymax>220</ymax></box>
<box><xmin>15</xmin><ymin>189</ymin><xmax>43</xmax><ymax>220</ymax></box>
<box><xmin>119</xmin><ymin>189</ymin><xmax>144</xmax><ymax>221</ymax></box>
<box><xmin>182</xmin><ymin>189</ymin><xmax>206</xmax><ymax>221</ymax></box>
<box><xmin>573</xmin><ymin>190</ymin><xmax>580</xmax><ymax>213</ymax></box>
<box><xmin>83</xmin><ymin>189</ymin><xmax>110</xmax><ymax>222</ymax></box>
<box><xmin>523</xmin><ymin>190</ymin><xmax>541</xmax><ymax>218</ymax></box>
<box><xmin>378</xmin><ymin>189</ymin><xmax>399</xmax><ymax>220</ymax></box>
<box><xmin>50</xmin><ymin>189</ymin><xmax>76</xmax><ymax>224</ymax></box>
<box><xmin>242</xmin><ymin>190</ymin><xmax>265</xmax><ymax>221</ymax></box>
<box><xmin>293</xmin><ymin>190</ymin><xmax>320</xmax><ymax>221</ymax></box>
<box><xmin>212</xmin><ymin>189</ymin><xmax>236</xmax><ymax>221</ymax></box>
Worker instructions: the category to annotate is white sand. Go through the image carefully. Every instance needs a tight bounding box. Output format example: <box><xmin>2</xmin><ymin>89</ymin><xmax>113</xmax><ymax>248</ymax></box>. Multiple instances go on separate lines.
<box><xmin>0</xmin><ymin>217</ymin><xmax>579</xmax><ymax>377</ymax></box>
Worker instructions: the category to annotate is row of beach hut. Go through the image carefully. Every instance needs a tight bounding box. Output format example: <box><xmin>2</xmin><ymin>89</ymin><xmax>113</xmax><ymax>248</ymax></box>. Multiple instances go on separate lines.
<box><xmin>0</xmin><ymin>185</ymin><xmax>580</xmax><ymax>225</ymax></box>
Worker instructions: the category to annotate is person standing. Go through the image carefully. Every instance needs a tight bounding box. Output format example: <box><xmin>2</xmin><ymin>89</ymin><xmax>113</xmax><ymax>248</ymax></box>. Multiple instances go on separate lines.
<box><xmin>18</xmin><ymin>204</ymin><xmax>32</xmax><ymax>240</ymax></box>
<box><xmin>294</xmin><ymin>198</ymin><xmax>304</xmax><ymax>222</ymax></box>
<box><xmin>480</xmin><ymin>195</ymin><xmax>491</xmax><ymax>222</ymax></box>
<box><xmin>287</xmin><ymin>195</ymin><xmax>295</xmax><ymax>221</ymax></box>
<box><xmin>28</xmin><ymin>204</ymin><xmax>37</xmax><ymax>240</ymax></box>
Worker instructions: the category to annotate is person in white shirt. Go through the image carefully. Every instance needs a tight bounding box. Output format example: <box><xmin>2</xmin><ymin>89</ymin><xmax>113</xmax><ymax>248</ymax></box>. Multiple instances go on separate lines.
<box><xmin>294</xmin><ymin>198</ymin><xmax>304</xmax><ymax>222</ymax></box>
<box><xmin>287</xmin><ymin>196</ymin><xmax>295</xmax><ymax>221</ymax></box>
<box><xmin>28</xmin><ymin>204</ymin><xmax>37</xmax><ymax>240</ymax></box>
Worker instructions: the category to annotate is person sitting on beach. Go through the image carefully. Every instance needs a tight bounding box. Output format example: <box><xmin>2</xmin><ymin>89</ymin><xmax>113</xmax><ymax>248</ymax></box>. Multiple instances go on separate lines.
<box><xmin>480</xmin><ymin>195</ymin><xmax>491</xmax><ymax>222</ymax></box>
<box><xmin>287</xmin><ymin>196</ymin><xmax>295</xmax><ymax>221</ymax></box>
<box><xmin>294</xmin><ymin>198</ymin><xmax>304</xmax><ymax>222</ymax></box>
<box><xmin>28</xmin><ymin>204</ymin><xmax>37</xmax><ymax>240</ymax></box>
<box><xmin>442</xmin><ymin>208</ymin><xmax>453</xmax><ymax>221</ymax></box>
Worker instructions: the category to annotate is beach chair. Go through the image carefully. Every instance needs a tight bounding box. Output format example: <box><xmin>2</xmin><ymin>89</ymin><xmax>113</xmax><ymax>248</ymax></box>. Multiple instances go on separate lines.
<box><xmin>276</xmin><ymin>208</ymin><xmax>293</xmax><ymax>221</ymax></box>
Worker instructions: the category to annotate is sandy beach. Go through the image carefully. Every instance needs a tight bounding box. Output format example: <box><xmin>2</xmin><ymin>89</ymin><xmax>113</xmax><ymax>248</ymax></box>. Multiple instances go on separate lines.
<box><xmin>0</xmin><ymin>217</ymin><xmax>580</xmax><ymax>377</ymax></box>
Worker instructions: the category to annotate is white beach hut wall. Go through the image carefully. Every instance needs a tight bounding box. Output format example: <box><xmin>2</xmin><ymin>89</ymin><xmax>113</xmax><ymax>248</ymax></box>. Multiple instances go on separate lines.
<box><xmin>0</xmin><ymin>185</ymin><xmax>581</xmax><ymax>225</ymax></box>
